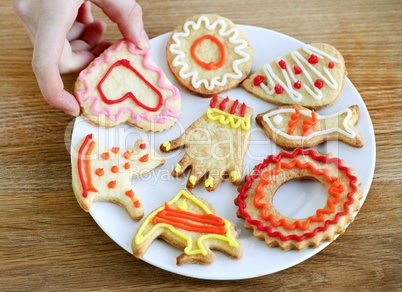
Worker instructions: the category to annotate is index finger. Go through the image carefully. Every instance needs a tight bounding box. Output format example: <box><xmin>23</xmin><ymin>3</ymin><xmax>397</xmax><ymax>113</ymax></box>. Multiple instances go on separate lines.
<box><xmin>91</xmin><ymin>0</ymin><xmax>150</xmax><ymax>50</ymax></box>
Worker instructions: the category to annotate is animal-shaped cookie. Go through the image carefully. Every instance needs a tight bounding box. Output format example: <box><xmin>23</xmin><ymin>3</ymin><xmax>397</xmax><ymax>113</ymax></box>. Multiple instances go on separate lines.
<box><xmin>74</xmin><ymin>39</ymin><xmax>181</xmax><ymax>132</ymax></box>
<box><xmin>71</xmin><ymin>134</ymin><xmax>165</xmax><ymax>220</ymax></box>
<box><xmin>236</xmin><ymin>148</ymin><xmax>363</xmax><ymax>251</ymax></box>
<box><xmin>167</xmin><ymin>14</ymin><xmax>254</xmax><ymax>97</ymax></box>
<box><xmin>256</xmin><ymin>105</ymin><xmax>363</xmax><ymax>149</ymax></box>
<box><xmin>242</xmin><ymin>43</ymin><xmax>345</xmax><ymax>109</ymax></box>
<box><xmin>160</xmin><ymin>96</ymin><xmax>253</xmax><ymax>191</ymax></box>
<box><xmin>133</xmin><ymin>189</ymin><xmax>242</xmax><ymax>265</ymax></box>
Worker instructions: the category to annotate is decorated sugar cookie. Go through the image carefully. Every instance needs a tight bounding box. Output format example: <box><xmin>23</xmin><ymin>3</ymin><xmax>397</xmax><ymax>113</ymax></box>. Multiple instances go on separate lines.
<box><xmin>242</xmin><ymin>43</ymin><xmax>345</xmax><ymax>109</ymax></box>
<box><xmin>236</xmin><ymin>148</ymin><xmax>363</xmax><ymax>251</ymax></box>
<box><xmin>160</xmin><ymin>96</ymin><xmax>253</xmax><ymax>191</ymax></box>
<box><xmin>74</xmin><ymin>39</ymin><xmax>181</xmax><ymax>132</ymax></box>
<box><xmin>256</xmin><ymin>105</ymin><xmax>364</xmax><ymax>149</ymax></box>
<box><xmin>71</xmin><ymin>134</ymin><xmax>165</xmax><ymax>220</ymax></box>
<box><xmin>167</xmin><ymin>14</ymin><xmax>254</xmax><ymax>97</ymax></box>
<box><xmin>133</xmin><ymin>189</ymin><xmax>242</xmax><ymax>265</ymax></box>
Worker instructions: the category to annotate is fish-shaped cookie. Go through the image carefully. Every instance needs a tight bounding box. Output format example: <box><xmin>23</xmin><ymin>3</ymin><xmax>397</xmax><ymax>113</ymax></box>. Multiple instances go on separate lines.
<box><xmin>256</xmin><ymin>105</ymin><xmax>363</xmax><ymax>149</ymax></box>
<box><xmin>71</xmin><ymin>134</ymin><xmax>165</xmax><ymax>220</ymax></box>
<box><xmin>133</xmin><ymin>189</ymin><xmax>242</xmax><ymax>265</ymax></box>
<box><xmin>242</xmin><ymin>43</ymin><xmax>345</xmax><ymax>109</ymax></box>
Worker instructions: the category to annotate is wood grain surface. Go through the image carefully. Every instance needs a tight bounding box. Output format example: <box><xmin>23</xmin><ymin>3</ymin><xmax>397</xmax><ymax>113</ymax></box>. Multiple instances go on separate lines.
<box><xmin>1</xmin><ymin>0</ymin><xmax>401</xmax><ymax>290</ymax></box>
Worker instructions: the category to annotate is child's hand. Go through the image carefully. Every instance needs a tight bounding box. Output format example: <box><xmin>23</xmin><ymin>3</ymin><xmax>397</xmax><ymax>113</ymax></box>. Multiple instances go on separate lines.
<box><xmin>13</xmin><ymin>0</ymin><xmax>150</xmax><ymax>116</ymax></box>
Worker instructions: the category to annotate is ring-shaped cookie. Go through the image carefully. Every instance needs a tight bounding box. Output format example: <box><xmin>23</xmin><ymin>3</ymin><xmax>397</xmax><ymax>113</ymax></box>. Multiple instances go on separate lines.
<box><xmin>236</xmin><ymin>148</ymin><xmax>362</xmax><ymax>251</ymax></box>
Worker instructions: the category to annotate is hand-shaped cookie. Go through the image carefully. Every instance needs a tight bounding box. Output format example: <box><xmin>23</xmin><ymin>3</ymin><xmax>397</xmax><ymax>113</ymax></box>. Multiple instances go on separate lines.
<box><xmin>160</xmin><ymin>96</ymin><xmax>253</xmax><ymax>191</ymax></box>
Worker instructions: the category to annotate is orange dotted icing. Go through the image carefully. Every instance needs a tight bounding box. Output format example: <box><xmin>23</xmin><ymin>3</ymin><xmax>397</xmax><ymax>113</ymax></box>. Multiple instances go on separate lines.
<box><xmin>124</xmin><ymin>162</ymin><xmax>130</xmax><ymax>170</ymax></box>
<box><xmin>126</xmin><ymin>189</ymin><xmax>141</xmax><ymax>208</ymax></box>
<box><xmin>111</xmin><ymin>147</ymin><xmax>120</xmax><ymax>154</ymax></box>
<box><xmin>101</xmin><ymin>152</ymin><xmax>110</xmax><ymax>160</ymax></box>
<box><xmin>139</xmin><ymin>154</ymin><xmax>149</xmax><ymax>163</ymax></box>
<box><xmin>111</xmin><ymin>165</ymin><xmax>119</xmax><ymax>173</ymax></box>
<box><xmin>108</xmin><ymin>180</ymin><xmax>117</xmax><ymax>188</ymax></box>
<box><xmin>95</xmin><ymin>168</ymin><xmax>104</xmax><ymax>176</ymax></box>
<box><xmin>123</xmin><ymin>150</ymin><xmax>131</xmax><ymax>159</ymax></box>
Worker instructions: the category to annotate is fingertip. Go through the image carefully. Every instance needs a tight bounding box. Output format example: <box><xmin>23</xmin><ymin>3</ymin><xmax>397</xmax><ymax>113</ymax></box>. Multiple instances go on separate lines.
<box><xmin>59</xmin><ymin>93</ymin><xmax>80</xmax><ymax>117</ymax></box>
<box><xmin>138</xmin><ymin>29</ymin><xmax>151</xmax><ymax>50</ymax></box>
<box><xmin>43</xmin><ymin>88</ymin><xmax>81</xmax><ymax>117</ymax></box>
<box><xmin>123</xmin><ymin>29</ymin><xmax>150</xmax><ymax>50</ymax></box>
<box><xmin>64</xmin><ymin>107</ymin><xmax>80</xmax><ymax>117</ymax></box>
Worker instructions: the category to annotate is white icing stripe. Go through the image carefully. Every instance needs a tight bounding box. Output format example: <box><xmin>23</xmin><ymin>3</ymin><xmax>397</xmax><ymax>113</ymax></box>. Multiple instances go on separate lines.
<box><xmin>169</xmin><ymin>16</ymin><xmax>250</xmax><ymax>90</ymax></box>
<box><xmin>262</xmin><ymin>107</ymin><xmax>356</xmax><ymax>140</ymax></box>
<box><xmin>260</xmin><ymin>45</ymin><xmax>340</xmax><ymax>101</ymax></box>
<box><xmin>303</xmin><ymin>45</ymin><xmax>341</xmax><ymax>63</ymax></box>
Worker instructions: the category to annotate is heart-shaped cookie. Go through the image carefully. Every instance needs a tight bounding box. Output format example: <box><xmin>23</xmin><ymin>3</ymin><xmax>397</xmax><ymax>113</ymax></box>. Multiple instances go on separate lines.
<box><xmin>74</xmin><ymin>39</ymin><xmax>181</xmax><ymax>132</ymax></box>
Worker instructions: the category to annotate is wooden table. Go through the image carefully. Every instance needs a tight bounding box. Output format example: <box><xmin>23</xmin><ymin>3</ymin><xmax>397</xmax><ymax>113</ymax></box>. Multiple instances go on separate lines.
<box><xmin>1</xmin><ymin>0</ymin><xmax>401</xmax><ymax>290</ymax></box>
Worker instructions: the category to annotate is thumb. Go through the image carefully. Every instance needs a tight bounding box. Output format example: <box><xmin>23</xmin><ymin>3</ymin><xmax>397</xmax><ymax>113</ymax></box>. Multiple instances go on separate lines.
<box><xmin>91</xmin><ymin>0</ymin><xmax>150</xmax><ymax>50</ymax></box>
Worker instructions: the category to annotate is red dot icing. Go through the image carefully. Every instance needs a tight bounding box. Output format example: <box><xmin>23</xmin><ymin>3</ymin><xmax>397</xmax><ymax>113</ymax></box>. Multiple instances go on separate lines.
<box><xmin>328</xmin><ymin>62</ymin><xmax>334</xmax><ymax>69</ymax></box>
<box><xmin>294</xmin><ymin>80</ymin><xmax>301</xmax><ymax>89</ymax></box>
<box><xmin>274</xmin><ymin>85</ymin><xmax>283</xmax><ymax>94</ymax></box>
<box><xmin>278</xmin><ymin>59</ymin><xmax>287</xmax><ymax>69</ymax></box>
<box><xmin>315</xmin><ymin>79</ymin><xmax>324</xmax><ymax>89</ymax></box>
<box><xmin>294</xmin><ymin>66</ymin><xmax>302</xmax><ymax>74</ymax></box>
<box><xmin>254</xmin><ymin>75</ymin><xmax>264</xmax><ymax>86</ymax></box>
<box><xmin>308</xmin><ymin>54</ymin><xmax>319</xmax><ymax>64</ymax></box>
<box><xmin>139</xmin><ymin>143</ymin><xmax>146</xmax><ymax>150</ymax></box>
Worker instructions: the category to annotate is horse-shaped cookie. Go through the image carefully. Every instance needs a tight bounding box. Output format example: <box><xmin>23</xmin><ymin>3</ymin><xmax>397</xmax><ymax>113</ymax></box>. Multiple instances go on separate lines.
<box><xmin>71</xmin><ymin>134</ymin><xmax>165</xmax><ymax>220</ymax></box>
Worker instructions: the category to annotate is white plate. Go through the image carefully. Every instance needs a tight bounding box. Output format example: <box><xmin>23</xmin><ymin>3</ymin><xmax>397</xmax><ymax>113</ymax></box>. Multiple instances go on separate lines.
<box><xmin>70</xmin><ymin>25</ymin><xmax>376</xmax><ymax>280</ymax></box>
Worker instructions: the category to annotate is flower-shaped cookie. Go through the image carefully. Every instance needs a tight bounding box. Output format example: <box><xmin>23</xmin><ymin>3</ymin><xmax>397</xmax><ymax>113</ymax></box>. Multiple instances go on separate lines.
<box><xmin>167</xmin><ymin>14</ymin><xmax>254</xmax><ymax>97</ymax></box>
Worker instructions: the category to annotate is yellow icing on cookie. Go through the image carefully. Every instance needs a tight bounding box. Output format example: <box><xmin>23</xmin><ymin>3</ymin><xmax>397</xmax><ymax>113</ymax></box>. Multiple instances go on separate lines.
<box><xmin>177</xmin><ymin>199</ymin><xmax>187</xmax><ymax>211</ymax></box>
<box><xmin>230</xmin><ymin>171</ymin><xmax>240</xmax><ymax>181</ymax></box>
<box><xmin>162</xmin><ymin>141</ymin><xmax>171</xmax><ymax>151</ymax></box>
<box><xmin>206</xmin><ymin>108</ymin><xmax>250</xmax><ymax>130</ymax></box>
<box><xmin>134</xmin><ymin>190</ymin><xmax>239</xmax><ymax>256</ymax></box>
<box><xmin>205</xmin><ymin>176</ymin><xmax>214</xmax><ymax>188</ymax></box>
<box><xmin>189</xmin><ymin>175</ymin><xmax>196</xmax><ymax>185</ymax></box>
<box><xmin>174</xmin><ymin>163</ymin><xmax>181</xmax><ymax>173</ymax></box>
